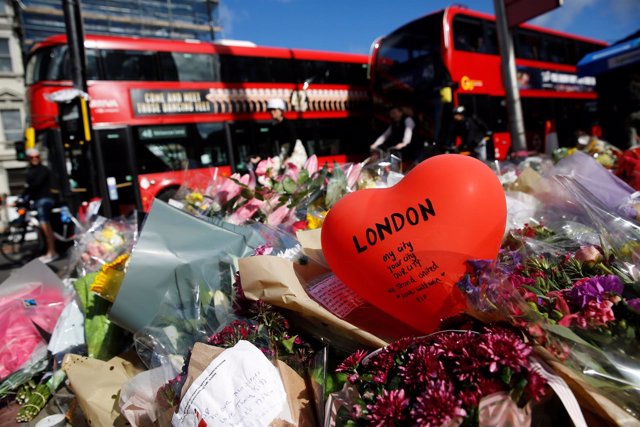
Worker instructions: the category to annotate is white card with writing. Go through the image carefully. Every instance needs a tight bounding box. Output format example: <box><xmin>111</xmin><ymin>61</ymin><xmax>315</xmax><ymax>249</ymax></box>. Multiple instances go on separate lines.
<box><xmin>307</xmin><ymin>274</ymin><xmax>365</xmax><ymax>318</ymax></box>
<box><xmin>172</xmin><ymin>340</ymin><xmax>291</xmax><ymax>427</ymax></box>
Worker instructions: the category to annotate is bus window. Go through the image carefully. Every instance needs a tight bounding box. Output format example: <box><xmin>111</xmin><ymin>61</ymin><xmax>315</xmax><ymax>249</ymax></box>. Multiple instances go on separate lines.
<box><xmin>157</xmin><ymin>52</ymin><xmax>218</xmax><ymax>82</ymax></box>
<box><xmin>228</xmin><ymin>121</ymin><xmax>272</xmax><ymax>170</ymax></box>
<box><xmin>452</xmin><ymin>16</ymin><xmax>484</xmax><ymax>53</ymax></box>
<box><xmin>345</xmin><ymin>62</ymin><xmax>368</xmax><ymax>86</ymax></box>
<box><xmin>298</xmin><ymin>60</ymin><xmax>347</xmax><ymax>84</ymax></box>
<box><xmin>85</xmin><ymin>49</ymin><xmax>100</xmax><ymax>80</ymax></box>
<box><xmin>515</xmin><ymin>30</ymin><xmax>542</xmax><ymax>61</ymax></box>
<box><xmin>221</xmin><ymin>56</ymin><xmax>270</xmax><ymax>83</ymax></box>
<box><xmin>102</xmin><ymin>50</ymin><xmax>158</xmax><ymax>80</ymax></box>
<box><xmin>266</xmin><ymin>58</ymin><xmax>295</xmax><ymax>82</ymax></box>
<box><xmin>482</xmin><ymin>21</ymin><xmax>500</xmax><ymax>55</ymax></box>
<box><xmin>542</xmin><ymin>35</ymin><xmax>568</xmax><ymax>64</ymax></box>
<box><xmin>195</xmin><ymin>122</ymin><xmax>228</xmax><ymax>166</ymax></box>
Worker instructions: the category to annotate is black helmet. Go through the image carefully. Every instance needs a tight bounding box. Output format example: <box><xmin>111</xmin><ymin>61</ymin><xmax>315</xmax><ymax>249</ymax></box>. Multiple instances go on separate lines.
<box><xmin>453</xmin><ymin>105</ymin><xmax>466</xmax><ymax>115</ymax></box>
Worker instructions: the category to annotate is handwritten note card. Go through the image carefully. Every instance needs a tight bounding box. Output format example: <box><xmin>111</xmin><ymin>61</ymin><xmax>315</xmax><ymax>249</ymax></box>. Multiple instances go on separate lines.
<box><xmin>307</xmin><ymin>273</ymin><xmax>366</xmax><ymax>318</ymax></box>
<box><xmin>172</xmin><ymin>340</ymin><xmax>290</xmax><ymax>427</ymax></box>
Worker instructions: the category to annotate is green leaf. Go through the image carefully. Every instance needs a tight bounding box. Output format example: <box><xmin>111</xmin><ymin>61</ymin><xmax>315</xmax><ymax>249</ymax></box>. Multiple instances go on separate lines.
<box><xmin>501</xmin><ymin>366</ymin><xmax>513</xmax><ymax>384</ymax></box>
<box><xmin>282</xmin><ymin>177</ymin><xmax>297</xmax><ymax>194</ymax></box>
<box><xmin>297</xmin><ymin>168</ymin><xmax>310</xmax><ymax>185</ymax></box>
<box><xmin>240</xmin><ymin>188</ymin><xmax>254</xmax><ymax>199</ymax></box>
<box><xmin>282</xmin><ymin>335</ymin><xmax>297</xmax><ymax>353</ymax></box>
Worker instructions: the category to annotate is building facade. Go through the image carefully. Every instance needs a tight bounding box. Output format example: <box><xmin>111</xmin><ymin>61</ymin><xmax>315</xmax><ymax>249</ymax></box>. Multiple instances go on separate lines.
<box><xmin>0</xmin><ymin>0</ymin><xmax>26</xmax><ymax>202</ymax></box>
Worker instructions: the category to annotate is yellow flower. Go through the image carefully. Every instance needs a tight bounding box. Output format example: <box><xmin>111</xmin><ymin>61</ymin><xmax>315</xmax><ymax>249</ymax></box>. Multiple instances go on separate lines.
<box><xmin>91</xmin><ymin>253</ymin><xmax>130</xmax><ymax>303</ymax></box>
<box><xmin>306</xmin><ymin>211</ymin><xmax>327</xmax><ymax>230</ymax></box>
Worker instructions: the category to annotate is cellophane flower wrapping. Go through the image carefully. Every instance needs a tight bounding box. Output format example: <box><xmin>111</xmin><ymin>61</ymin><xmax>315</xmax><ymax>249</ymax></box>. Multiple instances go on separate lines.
<box><xmin>69</xmin><ymin>215</ymin><xmax>138</xmax><ymax>277</ymax></box>
<box><xmin>460</xmin><ymin>173</ymin><xmax>640</xmax><ymax>420</ymax></box>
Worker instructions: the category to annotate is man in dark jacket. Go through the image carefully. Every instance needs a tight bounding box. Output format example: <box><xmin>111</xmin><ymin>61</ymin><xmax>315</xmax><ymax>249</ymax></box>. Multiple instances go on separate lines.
<box><xmin>23</xmin><ymin>148</ymin><xmax>58</xmax><ymax>263</ymax></box>
<box><xmin>452</xmin><ymin>105</ymin><xmax>492</xmax><ymax>159</ymax></box>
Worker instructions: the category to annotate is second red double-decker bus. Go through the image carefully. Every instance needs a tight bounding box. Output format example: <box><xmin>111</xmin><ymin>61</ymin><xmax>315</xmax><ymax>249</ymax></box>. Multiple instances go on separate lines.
<box><xmin>25</xmin><ymin>35</ymin><xmax>372</xmax><ymax>213</ymax></box>
<box><xmin>369</xmin><ymin>6</ymin><xmax>606</xmax><ymax>159</ymax></box>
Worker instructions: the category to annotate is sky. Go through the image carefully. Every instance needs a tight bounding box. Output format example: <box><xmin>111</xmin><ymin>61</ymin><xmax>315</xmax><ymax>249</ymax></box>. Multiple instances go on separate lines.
<box><xmin>218</xmin><ymin>0</ymin><xmax>639</xmax><ymax>55</ymax></box>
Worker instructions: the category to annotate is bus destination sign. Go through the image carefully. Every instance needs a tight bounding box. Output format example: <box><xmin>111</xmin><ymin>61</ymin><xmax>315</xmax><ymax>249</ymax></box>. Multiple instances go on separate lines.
<box><xmin>131</xmin><ymin>89</ymin><xmax>213</xmax><ymax>116</ymax></box>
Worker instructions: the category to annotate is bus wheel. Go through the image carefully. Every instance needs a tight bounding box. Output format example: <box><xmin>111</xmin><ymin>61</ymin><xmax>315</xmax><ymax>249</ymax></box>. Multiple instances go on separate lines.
<box><xmin>156</xmin><ymin>186</ymin><xmax>180</xmax><ymax>203</ymax></box>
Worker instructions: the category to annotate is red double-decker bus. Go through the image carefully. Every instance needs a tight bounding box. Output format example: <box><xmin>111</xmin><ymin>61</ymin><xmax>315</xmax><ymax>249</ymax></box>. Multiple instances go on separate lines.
<box><xmin>369</xmin><ymin>6</ymin><xmax>606</xmax><ymax>159</ymax></box>
<box><xmin>25</xmin><ymin>35</ymin><xmax>372</xmax><ymax>213</ymax></box>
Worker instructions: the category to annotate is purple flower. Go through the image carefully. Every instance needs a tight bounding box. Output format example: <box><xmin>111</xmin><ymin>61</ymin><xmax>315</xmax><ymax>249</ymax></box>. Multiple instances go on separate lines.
<box><xmin>410</xmin><ymin>380</ymin><xmax>466</xmax><ymax>427</ymax></box>
<box><xmin>336</xmin><ymin>349</ymin><xmax>368</xmax><ymax>383</ymax></box>
<box><xmin>628</xmin><ymin>298</ymin><xmax>640</xmax><ymax>314</ymax></box>
<box><xmin>398</xmin><ymin>345</ymin><xmax>445</xmax><ymax>386</ymax></box>
<box><xmin>365</xmin><ymin>389</ymin><xmax>409</xmax><ymax>426</ymax></box>
<box><xmin>565</xmin><ymin>275</ymin><xmax>624</xmax><ymax>310</ymax></box>
<box><xmin>477</xmin><ymin>327</ymin><xmax>532</xmax><ymax>374</ymax></box>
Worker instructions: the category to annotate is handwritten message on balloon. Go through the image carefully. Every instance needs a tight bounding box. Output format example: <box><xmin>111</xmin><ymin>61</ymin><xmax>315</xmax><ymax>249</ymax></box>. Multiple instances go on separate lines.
<box><xmin>321</xmin><ymin>155</ymin><xmax>507</xmax><ymax>333</ymax></box>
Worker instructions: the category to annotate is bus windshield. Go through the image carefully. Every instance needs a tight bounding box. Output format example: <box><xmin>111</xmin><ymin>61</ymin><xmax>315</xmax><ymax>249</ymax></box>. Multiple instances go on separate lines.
<box><xmin>373</xmin><ymin>12</ymin><xmax>445</xmax><ymax>99</ymax></box>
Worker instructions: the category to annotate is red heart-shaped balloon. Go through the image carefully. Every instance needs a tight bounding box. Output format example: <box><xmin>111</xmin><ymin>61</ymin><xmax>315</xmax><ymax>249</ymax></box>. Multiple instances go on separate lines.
<box><xmin>321</xmin><ymin>154</ymin><xmax>506</xmax><ymax>333</ymax></box>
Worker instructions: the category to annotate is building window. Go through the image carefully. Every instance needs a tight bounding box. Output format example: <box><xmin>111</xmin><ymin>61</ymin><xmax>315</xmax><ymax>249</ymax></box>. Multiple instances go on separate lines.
<box><xmin>1</xmin><ymin>110</ymin><xmax>22</xmax><ymax>142</ymax></box>
<box><xmin>0</xmin><ymin>39</ymin><xmax>12</xmax><ymax>72</ymax></box>
<box><xmin>0</xmin><ymin>1</ymin><xmax>6</xmax><ymax>16</ymax></box>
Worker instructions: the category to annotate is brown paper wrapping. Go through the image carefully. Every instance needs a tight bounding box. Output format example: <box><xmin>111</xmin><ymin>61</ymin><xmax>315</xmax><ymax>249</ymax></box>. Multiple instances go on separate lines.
<box><xmin>182</xmin><ymin>342</ymin><xmax>315</xmax><ymax>427</ymax></box>
<box><xmin>62</xmin><ymin>354</ymin><xmax>143</xmax><ymax>427</ymax></box>
<box><xmin>506</xmin><ymin>166</ymin><xmax>542</xmax><ymax>193</ymax></box>
<box><xmin>239</xmin><ymin>255</ymin><xmax>389</xmax><ymax>349</ymax></box>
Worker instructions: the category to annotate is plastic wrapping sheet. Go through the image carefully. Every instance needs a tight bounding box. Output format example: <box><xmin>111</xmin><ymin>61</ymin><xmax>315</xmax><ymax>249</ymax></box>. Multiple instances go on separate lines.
<box><xmin>0</xmin><ymin>259</ymin><xmax>70</xmax><ymax>380</ymax></box>
<box><xmin>110</xmin><ymin>200</ymin><xmax>267</xmax><ymax>332</ymax></box>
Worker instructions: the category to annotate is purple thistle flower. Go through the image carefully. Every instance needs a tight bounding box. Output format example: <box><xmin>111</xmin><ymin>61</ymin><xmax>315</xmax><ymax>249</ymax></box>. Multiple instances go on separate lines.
<box><xmin>627</xmin><ymin>298</ymin><xmax>640</xmax><ymax>314</ymax></box>
<box><xmin>566</xmin><ymin>275</ymin><xmax>624</xmax><ymax>310</ymax></box>
<box><xmin>365</xmin><ymin>389</ymin><xmax>409</xmax><ymax>426</ymax></box>
<box><xmin>410</xmin><ymin>380</ymin><xmax>466</xmax><ymax>427</ymax></box>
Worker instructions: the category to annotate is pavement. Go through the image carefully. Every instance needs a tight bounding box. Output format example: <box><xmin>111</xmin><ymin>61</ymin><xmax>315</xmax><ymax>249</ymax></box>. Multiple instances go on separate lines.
<box><xmin>0</xmin><ymin>250</ymin><xmax>73</xmax><ymax>282</ymax></box>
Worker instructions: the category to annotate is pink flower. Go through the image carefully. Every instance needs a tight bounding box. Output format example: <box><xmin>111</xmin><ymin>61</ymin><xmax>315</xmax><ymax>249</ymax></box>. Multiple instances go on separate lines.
<box><xmin>266</xmin><ymin>204</ymin><xmax>292</xmax><ymax>226</ymax></box>
<box><xmin>546</xmin><ymin>290</ymin><xmax>571</xmax><ymax>315</ymax></box>
<box><xmin>477</xmin><ymin>327</ymin><xmax>532</xmax><ymax>374</ymax></box>
<box><xmin>410</xmin><ymin>380</ymin><xmax>466</xmax><ymax>427</ymax></box>
<box><xmin>254</xmin><ymin>245</ymin><xmax>273</xmax><ymax>256</ymax></box>
<box><xmin>336</xmin><ymin>349</ymin><xmax>368</xmax><ymax>373</ymax></box>
<box><xmin>574</xmin><ymin>245</ymin><xmax>603</xmax><ymax>264</ymax></box>
<box><xmin>582</xmin><ymin>299</ymin><xmax>615</xmax><ymax>327</ymax></box>
<box><xmin>365</xmin><ymin>389</ymin><xmax>409</xmax><ymax>426</ymax></box>
<box><xmin>303</xmin><ymin>155</ymin><xmax>318</xmax><ymax>175</ymax></box>
<box><xmin>398</xmin><ymin>345</ymin><xmax>445</xmax><ymax>385</ymax></box>
<box><xmin>345</xmin><ymin>163</ymin><xmax>363</xmax><ymax>189</ymax></box>
<box><xmin>217</xmin><ymin>173</ymin><xmax>244</xmax><ymax>204</ymax></box>
<box><xmin>226</xmin><ymin>199</ymin><xmax>263</xmax><ymax>224</ymax></box>
<box><xmin>525</xmin><ymin>370</ymin><xmax>548</xmax><ymax>402</ymax></box>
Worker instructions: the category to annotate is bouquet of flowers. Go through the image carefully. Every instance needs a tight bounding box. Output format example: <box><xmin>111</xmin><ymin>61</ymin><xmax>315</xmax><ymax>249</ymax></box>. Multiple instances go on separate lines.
<box><xmin>170</xmin><ymin>151</ymin><xmax>406</xmax><ymax>232</ymax></box>
<box><xmin>459</xmin><ymin>175</ymin><xmax>640</xmax><ymax>420</ymax></box>
<box><xmin>332</xmin><ymin>320</ymin><xmax>549</xmax><ymax>426</ymax></box>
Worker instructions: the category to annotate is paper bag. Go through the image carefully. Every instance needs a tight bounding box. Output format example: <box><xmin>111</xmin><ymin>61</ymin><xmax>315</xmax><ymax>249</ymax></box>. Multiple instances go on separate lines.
<box><xmin>181</xmin><ymin>342</ymin><xmax>315</xmax><ymax>427</ymax></box>
<box><xmin>63</xmin><ymin>353</ymin><xmax>143</xmax><ymax>427</ymax></box>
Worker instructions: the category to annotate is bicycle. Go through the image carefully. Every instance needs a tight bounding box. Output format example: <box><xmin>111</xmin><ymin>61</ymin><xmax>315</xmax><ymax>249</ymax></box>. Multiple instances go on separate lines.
<box><xmin>0</xmin><ymin>198</ymin><xmax>83</xmax><ymax>266</ymax></box>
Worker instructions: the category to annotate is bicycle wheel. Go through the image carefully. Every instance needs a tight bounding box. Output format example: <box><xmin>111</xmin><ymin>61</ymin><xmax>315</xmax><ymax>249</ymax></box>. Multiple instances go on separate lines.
<box><xmin>0</xmin><ymin>223</ymin><xmax>45</xmax><ymax>265</ymax></box>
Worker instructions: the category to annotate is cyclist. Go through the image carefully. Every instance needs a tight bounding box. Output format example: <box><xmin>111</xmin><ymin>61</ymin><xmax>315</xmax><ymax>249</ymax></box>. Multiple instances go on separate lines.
<box><xmin>23</xmin><ymin>148</ymin><xmax>58</xmax><ymax>263</ymax></box>
<box><xmin>370</xmin><ymin>106</ymin><xmax>423</xmax><ymax>170</ymax></box>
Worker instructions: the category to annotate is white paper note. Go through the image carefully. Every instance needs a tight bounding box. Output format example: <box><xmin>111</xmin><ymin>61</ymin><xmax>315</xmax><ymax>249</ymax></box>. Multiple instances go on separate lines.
<box><xmin>172</xmin><ymin>340</ymin><xmax>290</xmax><ymax>427</ymax></box>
